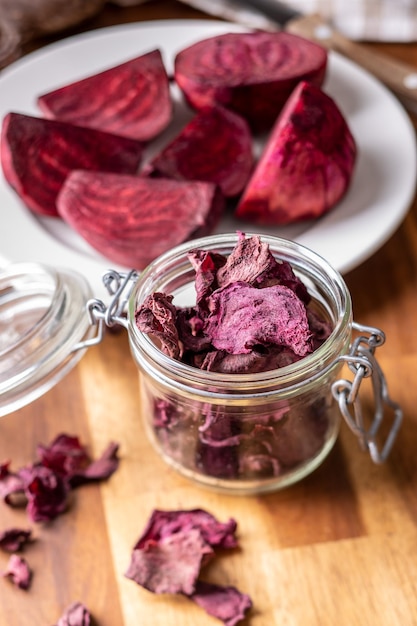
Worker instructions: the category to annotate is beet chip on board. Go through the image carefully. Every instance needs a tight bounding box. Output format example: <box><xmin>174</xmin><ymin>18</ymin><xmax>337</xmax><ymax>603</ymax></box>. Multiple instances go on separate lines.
<box><xmin>0</xmin><ymin>433</ymin><xmax>120</xmax><ymax>522</ymax></box>
<box><xmin>0</xmin><ymin>528</ymin><xmax>32</xmax><ymax>552</ymax></box>
<box><xmin>125</xmin><ymin>509</ymin><xmax>252</xmax><ymax>626</ymax></box>
<box><xmin>2</xmin><ymin>553</ymin><xmax>32</xmax><ymax>590</ymax></box>
<box><xmin>54</xmin><ymin>602</ymin><xmax>91</xmax><ymax>626</ymax></box>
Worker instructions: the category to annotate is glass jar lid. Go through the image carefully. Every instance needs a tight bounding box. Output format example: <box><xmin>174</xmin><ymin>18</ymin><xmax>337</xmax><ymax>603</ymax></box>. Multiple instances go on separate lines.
<box><xmin>0</xmin><ymin>262</ymin><xmax>93</xmax><ymax>417</ymax></box>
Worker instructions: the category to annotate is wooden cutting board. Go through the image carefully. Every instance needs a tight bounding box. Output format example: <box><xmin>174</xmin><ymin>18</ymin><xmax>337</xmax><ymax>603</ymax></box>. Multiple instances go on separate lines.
<box><xmin>0</xmin><ymin>323</ymin><xmax>416</xmax><ymax>626</ymax></box>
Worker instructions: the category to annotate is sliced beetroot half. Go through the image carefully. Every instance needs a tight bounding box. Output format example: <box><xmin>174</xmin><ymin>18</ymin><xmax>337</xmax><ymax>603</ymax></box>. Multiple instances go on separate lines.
<box><xmin>1</xmin><ymin>112</ymin><xmax>144</xmax><ymax>217</ymax></box>
<box><xmin>37</xmin><ymin>50</ymin><xmax>173</xmax><ymax>142</ymax></box>
<box><xmin>235</xmin><ymin>81</ymin><xmax>357</xmax><ymax>225</ymax></box>
<box><xmin>174</xmin><ymin>31</ymin><xmax>327</xmax><ymax>131</ymax></box>
<box><xmin>56</xmin><ymin>171</ymin><xmax>225</xmax><ymax>269</ymax></box>
<box><xmin>144</xmin><ymin>106</ymin><xmax>253</xmax><ymax>197</ymax></box>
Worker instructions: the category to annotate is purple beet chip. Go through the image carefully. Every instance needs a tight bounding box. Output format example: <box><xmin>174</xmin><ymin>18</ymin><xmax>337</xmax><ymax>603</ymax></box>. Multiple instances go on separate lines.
<box><xmin>0</xmin><ymin>460</ymin><xmax>24</xmax><ymax>505</ymax></box>
<box><xmin>54</xmin><ymin>602</ymin><xmax>91</xmax><ymax>626</ymax></box>
<box><xmin>69</xmin><ymin>441</ymin><xmax>120</xmax><ymax>488</ymax></box>
<box><xmin>2</xmin><ymin>433</ymin><xmax>120</xmax><ymax>522</ymax></box>
<box><xmin>204</xmin><ymin>282</ymin><xmax>313</xmax><ymax>356</ymax></box>
<box><xmin>190</xmin><ymin>580</ymin><xmax>252</xmax><ymax>626</ymax></box>
<box><xmin>135</xmin><ymin>508</ymin><xmax>238</xmax><ymax>550</ymax></box>
<box><xmin>19</xmin><ymin>464</ymin><xmax>69</xmax><ymax>523</ymax></box>
<box><xmin>37</xmin><ymin>434</ymin><xmax>90</xmax><ymax>479</ymax></box>
<box><xmin>0</xmin><ymin>528</ymin><xmax>32</xmax><ymax>552</ymax></box>
<box><xmin>2</xmin><ymin>554</ymin><xmax>32</xmax><ymax>590</ymax></box>
<box><xmin>125</xmin><ymin>509</ymin><xmax>249</xmax><ymax>624</ymax></box>
<box><xmin>125</xmin><ymin>527</ymin><xmax>213</xmax><ymax>595</ymax></box>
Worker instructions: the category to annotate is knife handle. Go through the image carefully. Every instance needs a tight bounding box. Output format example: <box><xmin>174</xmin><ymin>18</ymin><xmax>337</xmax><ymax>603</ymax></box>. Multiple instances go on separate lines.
<box><xmin>286</xmin><ymin>14</ymin><xmax>417</xmax><ymax>110</ymax></box>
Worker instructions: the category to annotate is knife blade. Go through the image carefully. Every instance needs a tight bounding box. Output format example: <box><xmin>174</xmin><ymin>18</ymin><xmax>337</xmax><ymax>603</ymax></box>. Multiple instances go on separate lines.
<box><xmin>178</xmin><ymin>0</ymin><xmax>417</xmax><ymax>112</ymax></box>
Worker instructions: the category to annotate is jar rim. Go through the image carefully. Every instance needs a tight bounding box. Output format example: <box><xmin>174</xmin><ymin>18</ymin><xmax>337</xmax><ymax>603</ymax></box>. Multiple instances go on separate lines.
<box><xmin>128</xmin><ymin>233</ymin><xmax>353</xmax><ymax>391</ymax></box>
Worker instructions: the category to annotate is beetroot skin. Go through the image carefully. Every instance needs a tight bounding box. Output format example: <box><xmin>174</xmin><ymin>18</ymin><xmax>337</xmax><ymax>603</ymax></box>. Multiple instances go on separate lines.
<box><xmin>235</xmin><ymin>81</ymin><xmax>357</xmax><ymax>224</ymax></box>
<box><xmin>0</xmin><ymin>112</ymin><xmax>144</xmax><ymax>217</ymax></box>
<box><xmin>56</xmin><ymin>171</ymin><xmax>225</xmax><ymax>269</ymax></box>
<box><xmin>37</xmin><ymin>50</ymin><xmax>173</xmax><ymax>142</ymax></box>
<box><xmin>144</xmin><ymin>105</ymin><xmax>253</xmax><ymax>197</ymax></box>
<box><xmin>174</xmin><ymin>31</ymin><xmax>327</xmax><ymax>131</ymax></box>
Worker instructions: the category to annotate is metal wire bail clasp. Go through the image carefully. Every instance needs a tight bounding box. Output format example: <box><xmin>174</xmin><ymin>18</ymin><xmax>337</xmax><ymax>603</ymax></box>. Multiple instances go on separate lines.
<box><xmin>72</xmin><ymin>269</ymin><xmax>139</xmax><ymax>351</ymax></box>
<box><xmin>331</xmin><ymin>321</ymin><xmax>403</xmax><ymax>463</ymax></box>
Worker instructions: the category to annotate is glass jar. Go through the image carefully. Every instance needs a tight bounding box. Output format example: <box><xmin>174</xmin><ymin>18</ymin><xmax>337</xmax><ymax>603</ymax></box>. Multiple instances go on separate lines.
<box><xmin>120</xmin><ymin>233</ymin><xmax>399</xmax><ymax>495</ymax></box>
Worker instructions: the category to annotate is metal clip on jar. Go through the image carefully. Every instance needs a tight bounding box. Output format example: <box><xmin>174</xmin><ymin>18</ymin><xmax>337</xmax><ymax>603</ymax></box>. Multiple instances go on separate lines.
<box><xmin>0</xmin><ymin>235</ymin><xmax>403</xmax><ymax>495</ymax></box>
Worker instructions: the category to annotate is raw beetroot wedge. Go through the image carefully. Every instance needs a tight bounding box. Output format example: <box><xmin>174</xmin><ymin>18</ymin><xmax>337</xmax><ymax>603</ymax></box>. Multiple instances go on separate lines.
<box><xmin>235</xmin><ymin>81</ymin><xmax>357</xmax><ymax>225</ymax></box>
<box><xmin>37</xmin><ymin>50</ymin><xmax>173</xmax><ymax>141</ymax></box>
<box><xmin>56</xmin><ymin>171</ymin><xmax>225</xmax><ymax>269</ymax></box>
<box><xmin>144</xmin><ymin>106</ymin><xmax>253</xmax><ymax>197</ymax></box>
<box><xmin>1</xmin><ymin>112</ymin><xmax>144</xmax><ymax>217</ymax></box>
<box><xmin>174</xmin><ymin>31</ymin><xmax>327</xmax><ymax>132</ymax></box>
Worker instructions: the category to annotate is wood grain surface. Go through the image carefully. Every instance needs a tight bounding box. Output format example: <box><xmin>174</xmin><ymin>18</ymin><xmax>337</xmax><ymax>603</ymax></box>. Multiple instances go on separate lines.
<box><xmin>1</xmin><ymin>2</ymin><xmax>417</xmax><ymax>625</ymax></box>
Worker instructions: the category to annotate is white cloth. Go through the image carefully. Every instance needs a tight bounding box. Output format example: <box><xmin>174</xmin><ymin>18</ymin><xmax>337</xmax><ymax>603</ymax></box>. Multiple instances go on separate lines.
<box><xmin>177</xmin><ymin>0</ymin><xmax>417</xmax><ymax>42</ymax></box>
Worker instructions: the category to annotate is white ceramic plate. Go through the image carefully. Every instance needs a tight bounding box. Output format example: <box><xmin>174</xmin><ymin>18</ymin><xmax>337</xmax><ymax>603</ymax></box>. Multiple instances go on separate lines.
<box><xmin>0</xmin><ymin>20</ymin><xmax>416</xmax><ymax>300</ymax></box>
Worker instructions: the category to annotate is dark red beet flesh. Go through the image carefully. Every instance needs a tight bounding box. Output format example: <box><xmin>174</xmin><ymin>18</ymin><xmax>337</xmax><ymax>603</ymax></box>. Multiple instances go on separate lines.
<box><xmin>235</xmin><ymin>81</ymin><xmax>357</xmax><ymax>225</ymax></box>
<box><xmin>56</xmin><ymin>171</ymin><xmax>225</xmax><ymax>269</ymax></box>
<box><xmin>37</xmin><ymin>50</ymin><xmax>173</xmax><ymax>142</ymax></box>
<box><xmin>174</xmin><ymin>31</ymin><xmax>327</xmax><ymax>131</ymax></box>
<box><xmin>0</xmin><ymin>112</ymin><xmax>144</xmax><ymax>216</ymax></box>
<box><xmin>144</xmin><ymin>105</ymin><xmax>253</xmax><ymax>197</ymax></box>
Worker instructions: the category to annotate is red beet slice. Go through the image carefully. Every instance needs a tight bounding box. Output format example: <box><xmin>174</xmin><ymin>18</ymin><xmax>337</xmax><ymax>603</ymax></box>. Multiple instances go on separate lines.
<box><xmin>56</xmin><ymin>171</ymin><xmax>225</xmax><ymax>269</ymax></box>
<box><xmin>174</xmin><ymin>31</ymin><xmax>327</xmax><ymax>131</ymax></box>
<box><xmin>235</xmin><ymin>81</ymin><xmax>357</xmax><ymax>224</ymax></box>
<box><xmin>144</xmin><ymin>106</ymin><xmax>253</xmax><ymax>197</ymax></box>
<box><xmin>37</xmin><ymin>50</ymin><xmax>173</xmax><ymax>141</ymax></box>
<box><xmin>1</xmin><ymin>112</ymin><xmax>144</xmax><ymax>217</ymax></box>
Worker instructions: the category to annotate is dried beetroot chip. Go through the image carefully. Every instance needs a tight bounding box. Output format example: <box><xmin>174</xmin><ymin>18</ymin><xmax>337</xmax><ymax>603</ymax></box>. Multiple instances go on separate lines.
<box><xmin>19</xmin><ymin>464</ymin><xmax>69</xmax><ymax>523</ymax></box>
<box><xmin>145</xmin><ymin>106</ymin><xmax>253</xmax><ymax>197</ymax></box>
<box><xmin>199</xmin><ymin>345</ymin><xmax>301</xmax><ymax>374</ymax></box>
<box><xmin>2</xmin><ymin>554</ymin><xmax>32</xmax><ymax>590</ymax></box>
<box><xmin>205</xmin><ymin>282</ymin><xmax>312</xmax><ymax>356</ymax></box>
<box><xmin>190</xmin><ymin>580</ymin><xmax>252</xmax><ymax>626</ymax></box>
<box><xmin>175</xmin><ymin>308</ymin><xmax>212</xmax><ymax>355</ymax></box>
<box><xmin>56</xmin><ymin>171</ymin><xmax>225</xmax><ymax>269</ymax></box>
<box><xmin>135</xmin><ymin>509</ymin><xmax>238</xmax><ymax>551</ymax></box>
<box><xmin>174</xmin><ymin>31</ymin><xmax>327</xmax><ymax>131</ymax></box>
<box><xmin>125</xmin><ymin>509</ymin><xmax>239</xmax><ymax>599</ymax></box>
<box><xmin>69</xmin><ymin>441</ymin><xmax>120</xmax><ymax>488</ymax></box>
<box><xmin>0</xmin><ymin>460</ymin><xmax>24</xmax><ymax>505</ymax></box>
<box><xmin>125</xmin><ymin>527</ymin><xmax>213</xmax><ymax>595</ymax></box>
<box><xmin>38</xmin><ymin>50</ymin><xmax>172</xmax><ymax>142</ymax></box>
<box><xmin>308</xmin><ymin>308</ymin><xmax>333</xmax><ymax>349</ymax></box>
<box><xmin>216</xmin><ymin>233</ymin><xmax>310</xmax><ymax>303</ymax></box>
<box><xmin>54</xmin><ymin>602</ymin><xmax>91</xmax><ymax>626</ymax></box>
<box><xmin>36</xmin><ymin>433</ymin><xmax>120</xmax><ymax>488</ymax></box>
<box><xmin>196</xmin><ymin>409</ymin><xmax>239</xmax><ymax>479</ymax></box>
<box><xmin>235</xmin><ymin>81</ymin><xmax>357</xmax><ymax>225</ymax></box>
<box><xmin>135</xmin><ymin>292</ymin><xmax>181</xmax><ymax>359</ymax></box>
<box><xmin>0</xmin><ymin>528</ymin><xmax>32</xmax><ymax>552</ymax></box>
<box><xmin>1</xmin><ymin>112</ymin><xmax>144</xmax><ymax>216</ymax></box>
<box><xmin>187</xmin><ymin>249</ymin><xmax>227</xmax><ymax>309</ymax></box>
<box><xmin>37</xmin><ymin>434</ymin><xmax>90</xmax><ymax>479</ymax></box>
